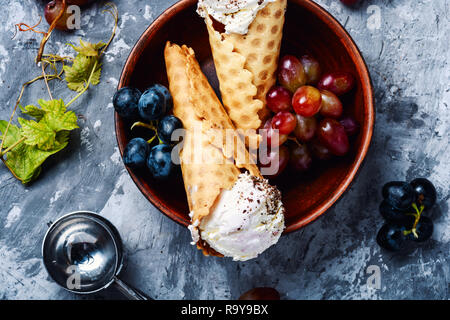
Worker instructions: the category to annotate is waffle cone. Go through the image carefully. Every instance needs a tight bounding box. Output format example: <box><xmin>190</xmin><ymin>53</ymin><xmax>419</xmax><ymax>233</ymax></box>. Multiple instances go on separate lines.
<box><xmin>203</xmin><ymin>0</ymin><xmax>287</xmax><ymax>133</ymax></box>
<box><xmin>164</xmin><ymin>42</ymin><xmax>261</xmax><ymax>256</ymax></box>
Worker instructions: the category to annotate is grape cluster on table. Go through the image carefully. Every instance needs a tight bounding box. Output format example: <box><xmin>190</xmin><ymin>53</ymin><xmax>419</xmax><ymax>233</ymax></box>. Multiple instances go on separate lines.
<box><xmin>376</xmin><ymin>178</ymin><xmax>437</xmax><ymax>252</ymax></box>
<box><xmin>113</xmin><ymin>84</ymin><xmax>182</xmax><ymax>180</ymax></box>
<box><xmin>261</xmin><ymin>54</ymin><xmax>360</xmax><ymax>178</ymax></box>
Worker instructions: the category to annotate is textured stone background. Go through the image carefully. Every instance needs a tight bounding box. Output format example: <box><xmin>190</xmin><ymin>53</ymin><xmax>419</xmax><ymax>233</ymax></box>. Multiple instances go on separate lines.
<box><xmin>0</xmin><ymin>0</ymin><xmax>448</xmax><ymax>300</ymax></box>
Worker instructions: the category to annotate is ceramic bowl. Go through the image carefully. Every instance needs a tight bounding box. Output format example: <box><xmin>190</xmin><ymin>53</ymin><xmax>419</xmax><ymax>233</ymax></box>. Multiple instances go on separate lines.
<box><xmin>115</xmin><ymin>0</ymin><xmax>374</xmax><ymax>232</ymax></box>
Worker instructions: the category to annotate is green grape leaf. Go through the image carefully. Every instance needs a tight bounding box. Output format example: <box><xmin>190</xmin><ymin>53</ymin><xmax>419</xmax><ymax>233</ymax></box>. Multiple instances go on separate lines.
<box><xmin>63</xmin><ymin>54</ymin><xmax>102</xmax><ymax>92</ymax></box>
<box><xmin>1</xmin><ymin>119</ymin><xmax>73</xmax><ymax>184</ymax></box>
<box><xmin>19</xmin><ymin>104</ymin><xmax>46</xmax><ymax>121</ymax></box>
<box><xmin>3</xmin><ymin>131</ymin><xmax>69</xmax><ymax>184</ymax></box>
<box><xmin>18</xmin><ymin>117</ymin><xmax>56</xmax><ymax>150</ymax></box>
<box><xmin>17</xmin><ymin>99</ymin><xmax>78</xmax><ymax>150</ymax></box>
<box><xmin>67</xmin><ymin>39</ymin><xmax>106</xmax><ymax>57</ymax></box>
<box><xmin>38</xmin><ymin>99</ymin><xmax>78</xmax><ymax>132</ymax></box>
<box><xmin>0</xmin><ymin>4</ymin><xmax>115</xmax><ymax>184</ymax></box>
<box><xmin>0</xmin><ymin>120</ymin><xmax>22</xmax><ymax>148</ymax></box>
<box><xmin>38</xmin><ymin>99</ymin><xmax>66</xmax><ymax>114</ymax></box>
<box><xmin>1</xmin><ymin>98</ymin><xmax>79</xmax><ymax>183</ymax></box>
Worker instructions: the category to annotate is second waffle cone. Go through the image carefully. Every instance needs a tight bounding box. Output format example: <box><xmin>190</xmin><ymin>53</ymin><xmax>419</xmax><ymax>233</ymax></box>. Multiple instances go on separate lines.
<box><xmin>203</xmin><ymin>0</ymin><xmax>287</xmax><ymax>135</ymax></box>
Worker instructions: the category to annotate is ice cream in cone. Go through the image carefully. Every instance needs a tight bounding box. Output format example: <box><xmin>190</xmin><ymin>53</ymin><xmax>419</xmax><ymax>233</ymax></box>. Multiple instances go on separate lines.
<box><xmin>197</xmin><ymin>0</ymin><xmax>287</xmax><ymax>137</ymax></box>
<box><xmin>164</xmin><ymin>42</ymin><xmax>285</xmax><ymax>260</ymax></box>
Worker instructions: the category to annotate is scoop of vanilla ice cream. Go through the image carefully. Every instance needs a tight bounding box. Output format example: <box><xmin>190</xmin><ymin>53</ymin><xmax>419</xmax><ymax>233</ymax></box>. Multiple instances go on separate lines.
<box><xmin>193</xmin><ymin>172</ymin><xmax>285</xmax><ymax>261</ymax></box>
<box><xmin>197</xmin><ymin>0</ymin><xmax>276</xmax><ymax>34</ymax></box>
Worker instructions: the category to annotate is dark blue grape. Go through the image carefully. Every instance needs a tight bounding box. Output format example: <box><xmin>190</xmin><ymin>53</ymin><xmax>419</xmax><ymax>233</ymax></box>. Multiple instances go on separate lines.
<box><xmin>158</xmin><ymin>115</ymin><xmax>183</xmax><ymax>144</ymax></box>
<box><xmin>153</xmin><ymin>84</ymin><xmax>173</xmax><ymax>112</ymax></box>
<box><xmin>382</xmin><ymin>181</ymin><xmax>416</xmax><ymax>210</ymax></box>
<box><xmin>408</xmin><ymin>216</ymin><xmax>433</xmax><ymax>242</ymax></box>
<box><xmin>376</xmin><ymin>223</ymin><xmax>408</xmax><ymax>251</ymax></box>
<box><xmin>397</xmin><ymin>214</ymin><xmax>416</xmax><ymax>230</ymax></box>
<box><xmin>410</xmin><ymin>178</ymin><xmax>437</xmax><ymax>209</ymax></box>
<box><xmin>147</xmin><ymin>144</ymin><xmax>174</xmax><ymax>180</ymax></box>
<box><xmin>379</xmin><ymin>201</ymin><xmax>416</xmax><ymax>230</ymax></box>
<box><xmin>138</xmin><ymin>88</ymin><xmax>166</xmax><ymax>121</ymax></box>
<box><xmin>123</xmin><ymin>138</ymin><xmax>149</xmax><ymax>169</ymax></box>
<box><xmin>113</xmin><ymin>87</ymin><xmax>141</xmax><ymax>119</ymax></box>
<box><xmin>379</xmin><ymin>200</ymin><xmax>408</xmax><ymax>221</ymax></box>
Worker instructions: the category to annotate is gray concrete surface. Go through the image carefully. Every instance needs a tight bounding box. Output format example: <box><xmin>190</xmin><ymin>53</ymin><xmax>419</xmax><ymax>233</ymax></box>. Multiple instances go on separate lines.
<box><xmin>0</xmin><ymin>0</ymin><xmax>448</xmax><ymax>300</ymax></box>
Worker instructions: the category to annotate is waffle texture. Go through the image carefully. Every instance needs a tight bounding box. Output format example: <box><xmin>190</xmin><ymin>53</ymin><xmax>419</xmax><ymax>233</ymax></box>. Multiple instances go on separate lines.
<box><xmin>203</xmin><ymin>0</ymin><xmax>287</xmax><ymax>134</ymax></box>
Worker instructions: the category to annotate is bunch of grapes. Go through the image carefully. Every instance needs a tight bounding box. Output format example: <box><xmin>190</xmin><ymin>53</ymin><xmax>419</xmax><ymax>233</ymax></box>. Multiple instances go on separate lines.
<box><xmin>113</xmin><ymin>84</ymin><xmax>182</xmax><ymax>180</ymax></box>
<box><xmin>376</xmin><ymin>178</ymin><xmax>437</xmax><ymax>251</ymax></box>
<box><xmin>261</xmin><ymin>54</ymin><xmax>359</xmax><ymax>178</ymax></box>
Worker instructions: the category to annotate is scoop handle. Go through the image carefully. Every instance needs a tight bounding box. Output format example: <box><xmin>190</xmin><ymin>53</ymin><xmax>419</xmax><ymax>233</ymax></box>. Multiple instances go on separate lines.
<box><xmin>112</xmin><ymin>277</ymin><xmax>151</xmax><ymax>300</ymax></box>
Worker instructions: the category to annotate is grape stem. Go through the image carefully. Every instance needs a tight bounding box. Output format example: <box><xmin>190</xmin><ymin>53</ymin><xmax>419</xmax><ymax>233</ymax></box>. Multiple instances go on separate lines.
<box><xmin>403</xmin><ymin>203</ymin><xmax>424</xmax><ymax>238</ymax></box>
<box><xmin>131</xmin><ymin>121</ymin><xmax>163</xmax><ymax>145</ymax></box>
<box><xmin>0</xmin><ymin>70</ymin><xmax>63</xmax><ymax>158</ymax></box>
<box><xmin>147</xmin><ymin>135</ymin><xmax>158</xmax><ymax>145</ymax></box>
<box><xmin>131</xmin><ymin>121</ymin><xmax>157</xmax><ymax>132</ymax></box>
<box><xmin>287</xmin><ymin>136</ymin><xmax>303</xmax><ymax>147</ymax></box>
<box><xmin>14</xmin><ymin>16</ymin><xmax>46</xmax><ymax>38</ymax></box>
<box><xmin>42</xmin><ymin>62</ymin><xmax>53</xmax><ymax>100</ymax></box>
<box><xmin>99</xmin><ymin>3</ymin><xmax>119</xmax><ymax>58</ymax></box>
<box><xmin>0</xmin><ymin>137</ymin><xmax>26</xmax><ymax>158</ymax></box>
<box><xmin>36</xmin><ymin>0</ymin><xmax>67</xmax><ymax>63</ymax></box>
<box><xmin>66</xmin><ymin>60</ymin><xmax>98</xmax><ymax>108</ymax></box>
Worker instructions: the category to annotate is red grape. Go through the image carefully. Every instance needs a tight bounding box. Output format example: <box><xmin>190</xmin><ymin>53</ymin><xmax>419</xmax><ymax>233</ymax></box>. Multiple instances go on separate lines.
<box><xmin>309</xmin><ymin>138</ymin><xmax>332</xmax><ymax>160</ymax></box>
<box><xmin>45</xmin><ymin>0</ymin><xmax>70</xmax><ymax>31</ymax></box>
<box><xmin>271</xmin><ymin>112</ymin><xmax>297</xmax><ymax>135</ymax></box>
<box><xmin>278</xmin><ymin>55</ymin><xmax>307</xmax><ymax>93</ymax></box>
<box><xmin>289</xmin><ymin>143</ymin><xmax>312</xmax><ymax>172</ymax></box>
<box><xmin>299</xmin><ymin>55</ymin><xmax>321</xmax><ymax>84</ymax></box>
<box><xmin>320</xmin><ymin>90</ymin><xmax>343</xmax><ymax>118</ymax></box>
<box><xmin>317</xmin><ymin>72</ymin><xmax>355</xmax><ymax>96</ymax></box>
<box><xmin>259</xmin><ymin>144</ymin><xmax>290</xmax><ymax>178</ymax></box>
<box><xmin>340</xmin><ymin>116</ymin><xmax>360</xmax><ymax>136</ymax></box>
<box><xmin>239</xmin><ymin>287</ymin><xmax>280</xmax><ymax>300</ymax></box>
<box><xmin>340</xmin><ymin>0</ymin><xmax>359</xmax><ymax>5</ymax></box>
<box><xmin>45</xmin><ymin>0</ymin><xmax>96</xmax><ymax>30</ymax></box>
<box><xmin>266</xmin><ymin>86</ymin><xmax>292</xmax><ymax>113</ymax></box>
<box><xmin>317</xmin><ymin>118</ymin><xmax>350</xmax><ymax>156</ymax></box>
<box><xmin>292</xmin><ymin>86</ymin><xmax>322</xmax><ymax>117</ymax></box>
<box><xmin>261</xmin><ymin>119</ymin><xmax>288</xmax><ymax>148</ymax></box>
<box><xmin>293</xmin><ymin>114</ymin><xmax>317</xmax><ymax>142</ymax></box>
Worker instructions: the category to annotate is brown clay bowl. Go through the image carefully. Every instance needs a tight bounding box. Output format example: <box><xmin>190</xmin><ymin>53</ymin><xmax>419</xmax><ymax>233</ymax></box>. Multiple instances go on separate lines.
<box><xmin>115</xmin><ymin>0</ymin><xmax>374</xmax><ymax>233</ymax></box>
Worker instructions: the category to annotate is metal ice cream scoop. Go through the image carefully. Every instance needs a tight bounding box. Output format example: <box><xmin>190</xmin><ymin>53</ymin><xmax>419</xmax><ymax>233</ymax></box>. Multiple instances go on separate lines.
<box><xmin>42</xmin><ymin>211</ymin><xmax>150</xmax><ymax>300</ymax></box>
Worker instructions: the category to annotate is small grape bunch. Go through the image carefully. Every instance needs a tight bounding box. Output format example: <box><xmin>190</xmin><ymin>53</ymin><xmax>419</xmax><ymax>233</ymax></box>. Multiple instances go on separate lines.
<box><xmin>262</xmin><ymin>53</ymin><xmax>359</xmax><ymax>178</ymax></box>
<box><xmin>113</xmin><ymin>84</ymin><xmax>182</xmax><ymax>180</ymax></box>
<box><xmin>376</xmin><ymin>178</ymin><xmax>437</xmax><ymax>251</ymax></box>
